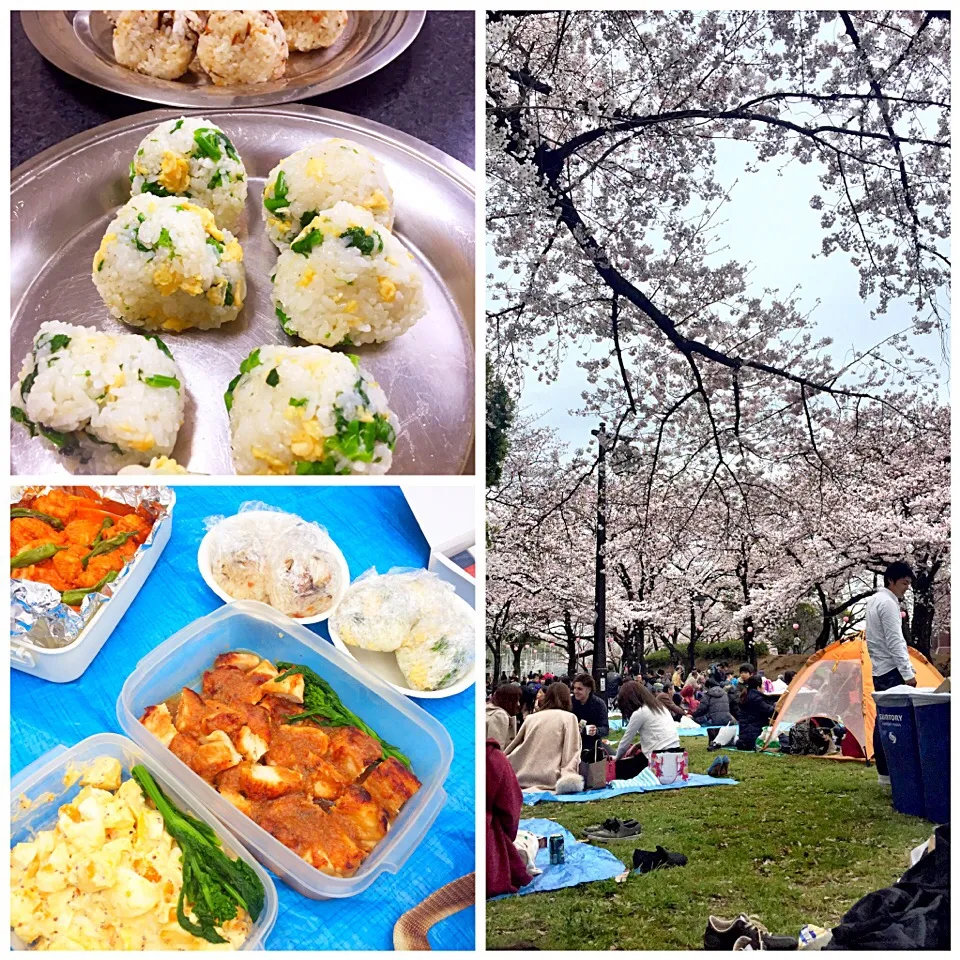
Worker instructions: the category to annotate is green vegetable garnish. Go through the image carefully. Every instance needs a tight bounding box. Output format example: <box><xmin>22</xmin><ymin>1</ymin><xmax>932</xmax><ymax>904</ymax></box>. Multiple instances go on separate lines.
<box><xmin>143</xmin><ymin>374</ymin><xmax>181</xmax><ymax>390</ymax></box>
<box><xmin>11</xmin><ymin>406</ymin><xmax>37</xmax><ymax>436</ymax></box>
<box><xmin>145</xmin><ymin>334</ymin><xmax>174</xmax><ymax>360</ymax></box>
<box><xmin>171</xmin><ymin>119</ymin><xmax>184</xmax><ymax>132</ymax></box>
<box><xmin>224</xmin><ymin>374</ymin><xmax>241</xmax><ymax>412</ymax></box>
<box><xmin>91</xmin><ymin>517</ymin><xmax>115</xmax><ymax>547</ymax></box>
<box><xmin>128</xmin><ymin>160</ymin><xmax>136</xmax><ymax>182</ymax></box>
<box><xmin>206</xmin><ymin>236</ymin><xmax>224</xmax><ymax>255</ymax></box>
<box><xmin>294</xmin><ymin>457</ymin><xmax>351</xmax><ymax>475</ymax></box>
<box><xmin>274</xmin><ymin>661</ymin><xmax>411</xmax><ymax>768</ymax></box>
<box><xmin>276</xmin><ymin>304</ymin><xmax>296</xmax><ymax>335</ymax></box>
<box><xmin>299</xmin><ymin>209</ymin><xmax>318</xmax><ymax>232</ymax></box>
<box><xmin>289</xmin><ymin>397</ymin><xmax>308</xmax><ymax>407</ymax></box>
<box><xmin>11</xmin><ymin>542</ymin><xmax>66</xmax><ymax>569</ymax></box>
<box><xmin>263</xmin><ymin>170</ymin><xmax>289</xmax><ymax>213</ymax></box>
<box><xmin>339</xmin><ymin>227</ymin><xmax>383</xmax><ymax>256</ymax></box>
<box><xmin>239</xmin><ymin>348</ymin><xmax>262</xmax><ymax>374</ymax></box>
<box><xmin>192</xmin><ymin>128</ymin><xmax>224</xmax><ymax>162</ymax></box>
<box><xmin>140</xmin><ymin>180</ymin><xmax>173</xmax><ymax>198</ymax></box>
<box><xmin>44</xmin><ymin>334</ymin><xmax>71</xmax><ymax>354</ymax></box>
<box><xmin>291</xmin><ymin>227</ymin><xmax>324</xmax><ymax>256</ymax></box>
<box><xmin>223</xmin><ymin>283</ymin><xmax>234</xmax><ymax>307</ymax></box>
<box><xmin>10</xmin><ymin>507</ymin><xmax>65</xmax><ymax>530</ymax></box>
<box><xmin>265</xmin><ymin>368</ymin><xmax>280</xmax><ymax>387</ymax></box>
<box><xmin>155</xmin><ymin>227</ymin><xmax>174</xmax><ymax>255</ymax></box>
<box><xmin>130</xmin><ymin>765</ymin><xmax>264</xmax><ymax>944</ymax></box>
<box><xmin>208</xmin><ymin>169</ymin><xmax>224</xmax><ymax>190</ymax></box>
<box><xmin>61</xmin><ymin>569</ymin><xmax>118</xmax><ymax>606</ymax></box>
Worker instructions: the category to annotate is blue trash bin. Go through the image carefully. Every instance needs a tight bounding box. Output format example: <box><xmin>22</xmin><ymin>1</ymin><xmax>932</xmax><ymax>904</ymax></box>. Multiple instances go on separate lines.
<box><xmin>911</xmin><ymin>690</ymin><xmax>950</xmax><ymax>824</ymax></box>
<box><xmin>873</xmin><ymin>687</ymin><xmax>926</xmax><ymax>818</ymax></box>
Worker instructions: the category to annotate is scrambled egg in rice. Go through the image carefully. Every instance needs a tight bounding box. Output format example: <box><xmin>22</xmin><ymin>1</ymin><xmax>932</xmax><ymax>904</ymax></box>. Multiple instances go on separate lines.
<box><xmin>10</xmin><ymin>758</ymin><xmax>250</xmax><ymax>950</ymax></box>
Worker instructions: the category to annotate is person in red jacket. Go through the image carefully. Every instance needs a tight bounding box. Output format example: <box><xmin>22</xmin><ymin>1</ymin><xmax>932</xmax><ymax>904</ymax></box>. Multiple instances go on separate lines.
<box><xmin>486</xmin><ymin>738</ymin><xmax>533</xmax><ymax>898</ymax></box>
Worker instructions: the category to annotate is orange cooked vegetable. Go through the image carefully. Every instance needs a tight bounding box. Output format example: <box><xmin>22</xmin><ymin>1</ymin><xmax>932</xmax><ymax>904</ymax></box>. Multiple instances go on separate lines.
<box><xmin>10</xmin><ymin>488</ymin><xmax>158</xmax><ymax>606</ymax></box>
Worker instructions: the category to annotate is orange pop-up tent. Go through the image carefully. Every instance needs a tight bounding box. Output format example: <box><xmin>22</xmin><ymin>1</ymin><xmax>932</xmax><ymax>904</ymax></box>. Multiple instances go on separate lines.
<box><xmin>764</xmin><ymin>634</ymin><xmax>943</xmax><ymax>760</ymax></box>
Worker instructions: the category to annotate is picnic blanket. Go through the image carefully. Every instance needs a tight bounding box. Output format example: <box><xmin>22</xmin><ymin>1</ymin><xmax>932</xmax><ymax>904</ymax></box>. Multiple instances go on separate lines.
<box><xmin>523</xmin><ymin>772</ymin><xmax>738</xmax><ymax>805</ymax></box>
<box><xmin>490</xmin><ymin>819</ymin><xmax>625</xmax><ymax>898</ymax></box>
<box><xmin>11</xmin><ymin>486</ymin><xmax>475</xmax><ymax>951</ymax></box>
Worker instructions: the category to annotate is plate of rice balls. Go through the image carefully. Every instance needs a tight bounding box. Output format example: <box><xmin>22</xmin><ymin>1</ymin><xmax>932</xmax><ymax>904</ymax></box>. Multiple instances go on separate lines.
<box><xmin>20</xmin><ymin>10</ymin><xmax>425</xmax><ymax>107</ymax></box>
<box><xmin>11</xmin><ymin>107</ymin><xmax>475</xmax><ymax>476</ymax></box>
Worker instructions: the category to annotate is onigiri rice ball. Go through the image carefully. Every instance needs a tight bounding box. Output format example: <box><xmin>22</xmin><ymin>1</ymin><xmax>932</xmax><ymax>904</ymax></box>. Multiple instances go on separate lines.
<box><xmin>278</xmin><ymin>10</ymin><xmax>348</xmax><ymax>50</ymax></box>
<box><xmin>226</xmin><ymin>344</ymin><xmax>398</xmax><ymax>475</ymax></box>
<box><xmin>197</xmin><ymin>10</ymin><xmax>288</xmax><ymax>85</ymax></box>
<box><xmin>272</xmin><ymin>201</ymin><xmax>425</xmax><ymax>346</ymax></box>
<box><xmin>11</xmin><ymin>321</ymin><xmax>185</xmax><ymax>468</ymax></box>
<box><xmin>93</xmin><ymin>194</ymin><xmax>246</xmax><ymax>332</ymax></box>
<box><xmin>261</xmin><ymin>139</ymin><xmax>394</xmax><ymax>248</ymax></box>
<box><xmin>331</xmin><ymin>571</ymin><xmax>427</xmax><ymax>652</ymax></box>
<box><xmin>395</xmin><ymin>604</ymin><xmax>475</xmax><ymax>691</ymax></box>
<box><xmin>130</xmin><ymin>116</ymin><xmax>248</xmax><ymax>232</ymax></box>
<box><xmin>112</xmin><ymin>10</ymin><xmax>199</xmax><ymax>80</ymax></box>
<box><xmin>117</xmin><ymin>455</ymin><xmax>190</xmax><ymax>475</ymax></box>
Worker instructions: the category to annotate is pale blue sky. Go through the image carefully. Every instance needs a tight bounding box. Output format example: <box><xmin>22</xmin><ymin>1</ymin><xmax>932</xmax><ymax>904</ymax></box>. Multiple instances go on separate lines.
<box><xmin>495</xmin><ymin>139</ymin><xmax>949</xmax><ymax>451</ymax></box>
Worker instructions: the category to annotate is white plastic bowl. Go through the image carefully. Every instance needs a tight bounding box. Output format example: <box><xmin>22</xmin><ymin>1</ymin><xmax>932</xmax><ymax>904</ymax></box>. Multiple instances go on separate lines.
<box><xmin>198</xmin><ymin>510</ymin><xmax>350</xmax><ymax>625</ymax></box>
<box><xmin>328</xmin><ymin>589</ymin><xmax>476</xmax><ymax>699</ymax></box>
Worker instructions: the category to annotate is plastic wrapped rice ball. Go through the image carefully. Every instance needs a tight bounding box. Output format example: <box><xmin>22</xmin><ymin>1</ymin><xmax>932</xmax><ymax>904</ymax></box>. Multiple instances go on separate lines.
<box><xmin>209</xmin><ymin>520</ymin><xmax>269</xmax><ymax>603</ymax></box>
<box><xmin>395</xmin><ymin>604</ymin><xmax>475</xmax><ymax>692</ymax></box>
<box><xmin>272</xmin><ymin>201</ymin><xmax>425</xmax><ymax>347</ymax></box>
<box><xmin>278</xmin><ymin>11</ymin><xmax>348</xmax><ymax>50</ymax></box>
<box><xmin>130</xmin><ymin>116</ymin><xmax>248</xmax><ymax>232</ymax></box>
<box><xmin>267</xmin><ymin>520</ymin><xmax>343</xmax><ymax>617</ymax></box>
<box><xmin>112</xmin><ymin>10</ymin><xmax>199</xmax><ymax>80</ymax></box>
<box><xmin>11</xmin><ymin>321</ymin><xmax>185</xmax><ymax>468</ymax></box>
<box><xmin>226</xmin><ymin>344</ymin><xmax>398</xmax><ymax>475</ymax></box>
<box><xmin>93</xmin><ymin>194</ymin><xmax>246</xmax><ymax>332</ymax></box>
<box><xmin>261</xmin><ymin>139</ymin><xmax>394</xmax><ymax>248</ymax></box>
<box><xmin>197</xmin><ymin>10</ymin><xmax>288</xmax><ymax>85</ymax></box>
<box><xmin>331</xmin><ymin>571</ymin><xmax>427</xmax><ymax>652</ymax></box>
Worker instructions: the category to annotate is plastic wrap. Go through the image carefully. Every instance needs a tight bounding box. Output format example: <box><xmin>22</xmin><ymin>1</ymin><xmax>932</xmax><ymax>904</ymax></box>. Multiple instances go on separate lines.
<box><xmin>10</xmin><ymin>485</ymin><xmax>174</xmax><ymax>651</ymax></box>
<box><xmin>332</xmin><ymin>568</ymin><xmax>475</xmax><ymax>691</ymax></box>
<box><xmin>203</xmin><ymin>502</ymin><xmax>344</xmax><ymax>618</ymax></box>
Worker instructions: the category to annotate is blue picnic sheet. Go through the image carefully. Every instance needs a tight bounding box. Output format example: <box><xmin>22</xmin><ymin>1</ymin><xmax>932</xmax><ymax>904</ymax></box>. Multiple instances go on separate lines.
<box><xmin>523</xmin><ymin>772</ymin><xmax>738</xmax><ymax>805</ymax></box>
<box><xmin>11</xmin><ymin>486</ymin><xmax>475</xmax><ymax>951</ymax></box>
<box><xmin>491</xmin><ymin>818</ymin><xmax>625</xmax><ymax>898</ymax></box>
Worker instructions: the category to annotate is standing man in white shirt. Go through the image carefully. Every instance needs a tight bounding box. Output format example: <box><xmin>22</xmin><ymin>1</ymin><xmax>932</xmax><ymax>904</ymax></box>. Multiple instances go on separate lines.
<box><xmin>864</xmin><ymin>562</ymin><xmax>917</xmax><ymax>787</ymax></box>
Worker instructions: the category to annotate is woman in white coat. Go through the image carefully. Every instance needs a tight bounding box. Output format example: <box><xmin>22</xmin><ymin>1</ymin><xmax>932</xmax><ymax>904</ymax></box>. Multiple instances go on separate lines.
<box><xmin>505</xmin><ymin>682</ymin><xmax>584</xmax><ymax>794</ymax></box>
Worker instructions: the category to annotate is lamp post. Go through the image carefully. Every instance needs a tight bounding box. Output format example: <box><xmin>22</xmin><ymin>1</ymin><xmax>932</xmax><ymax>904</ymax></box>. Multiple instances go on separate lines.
<box><xmin>590</xmin><ymin>422</ymin><xmax>607</xmax><ymax>694</ymax></box>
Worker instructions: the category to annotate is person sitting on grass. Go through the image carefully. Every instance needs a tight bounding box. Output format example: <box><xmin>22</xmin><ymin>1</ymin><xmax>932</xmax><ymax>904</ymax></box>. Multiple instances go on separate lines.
<box><xmin>613</xmin><ymin>681</ymin><xmax>682</xmax><ymax>778</ymax></box>
<box><xmin>735</xmin><ymin>675</ymin><xmax>776</xmax><ymax>751</ymax></box>
<box><xmin>652</xmin><ymin>682</ymin><xmax>685</xmax><ymax>719</ymax></box>
<box><xmin>486</xmin><ymin>737</ymin><xmax>533</xmax><ymax>898</ymax></box>
<box><xmin>693</xmin><ymin>677</ymin><xmax>734</xmax><ymax>727</ymax></box>
<box><xmin>571</xmin><ymin>673</ymin><xmax>610</xmax><ymax>759</ymax></box>
<box><xmin>680</xmin><ymin>681</ymin><xmax>699</xmax><ymax>715</ymax></box>
<box><xmin>504</xmin><ymin>681</ymin><xmax>584</xmax><ymax>794</ymax></box>
<box><xmin>486</xmin><ymin>682</ymin><xmax>522</xmax><ymax>750</ymax></box>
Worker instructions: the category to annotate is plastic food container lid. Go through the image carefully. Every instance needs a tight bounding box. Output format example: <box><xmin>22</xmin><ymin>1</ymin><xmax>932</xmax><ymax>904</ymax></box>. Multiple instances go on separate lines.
<box><xmin>11</xmin><ymin>732</ymin><xmax>278</xmax><ymax>951</ymax></box>
<box><xmin>117</xmin><ymin>600</ymin><xmax>454</xmax><ymax>900</ymax></box>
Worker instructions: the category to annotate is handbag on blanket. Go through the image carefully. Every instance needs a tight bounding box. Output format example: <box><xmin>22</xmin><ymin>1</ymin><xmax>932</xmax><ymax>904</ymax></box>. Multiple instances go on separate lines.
<box><xmin>605</xmin><ymin>756</ymin><xmax>617</xmax><ymax>783</ymax></box>
<box><xmin>713</xmin><ymin>722</ymin><xmax>738</xmax><ymax>747</ymax></box>
<box><xmin>649</xmin><ymin>748</ymin><xmax>689</xmax><ymax>785</ymax></box>
<box><xmin>579</xmin><ymin>742</ymin><xmax>608</xmax><ymax>790</ymax></box>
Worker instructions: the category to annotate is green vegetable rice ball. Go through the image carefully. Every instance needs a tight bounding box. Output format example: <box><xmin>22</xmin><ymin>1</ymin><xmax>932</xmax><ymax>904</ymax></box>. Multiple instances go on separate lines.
<box><xmin>226</xmin><ymin>344</ymin><xmax>398</xmax><ymax>476</ymax></box>
<box><xmin>130</xmin><ymin>116</ymin><xmax>248</xmax><ymax>232</ymax></box>
<box><xmin>271</xmin><ymin>201</ymin><xmax>426</xmax><ymax>347</ymax></box>
<box><xmin>11</xmin><ymin>321</ymin><xmax>185</xmax><ymax>469</ymax></box>
<box><xmin>93</xmin><ymin>194</ymin><xmax>246</xmax><ymax>332</ymax></box>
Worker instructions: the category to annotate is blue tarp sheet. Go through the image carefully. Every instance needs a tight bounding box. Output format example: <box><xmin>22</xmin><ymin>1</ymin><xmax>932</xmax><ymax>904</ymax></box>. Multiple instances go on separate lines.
<box><xmin>11</xmin><ymin>486</ymin><xmax>475</xmax><ymax>951</ymax></box>
<box><xmin>523</xmin><ymin>772</ymin><xmax>738</xmax><ymax>805</ymax></box>
<box><xmin>491</xmin><ymin>819</ymin><xmax>625</xmax><ymax>897</ymax></box>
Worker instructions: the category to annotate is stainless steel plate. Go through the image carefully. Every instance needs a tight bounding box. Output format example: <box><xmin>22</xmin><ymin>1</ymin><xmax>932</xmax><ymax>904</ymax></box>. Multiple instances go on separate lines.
<box><xmin>11</xmin><ymin>106</ymin><xmax>475</xmax><ymax>476</ymax></box>
<box><xmin>21</xmin><ymin>10</ymin><xmax>425</xmax><ymax>108</ymax></box>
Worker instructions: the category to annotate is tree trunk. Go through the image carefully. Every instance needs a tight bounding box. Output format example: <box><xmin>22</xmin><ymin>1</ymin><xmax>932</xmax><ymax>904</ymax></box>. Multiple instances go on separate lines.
<box><xmin>910</xmin><ymin>557</ymin><xmax>940</xmax><ymax>658</ymax></box>
<box><xmin>563</xmin><ymin>609</ymin><xmax>578</xmax><ymax>677</ymax></box>
<box><xmin>512</xmin><ymin>643</ymin><xmax>524</xmax><ymax>678</ymax></box>
<box><xmin>687</xmin><ymin>604</ymin><xmax>698</xmax><ymax>673</ymax></box>
<box><xmin>743</xmin><ymin>617</ymin><xmax>755</xmax><ymax>666</ymax></box>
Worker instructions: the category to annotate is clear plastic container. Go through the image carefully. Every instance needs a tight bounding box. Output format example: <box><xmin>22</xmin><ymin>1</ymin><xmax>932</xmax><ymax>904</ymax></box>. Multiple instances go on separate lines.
<box><xmin>117</xmin><ymin>600</ymin><xmax>454</xmax><ymax>900</ymax></box>
<box><xmin>11</xmin><ymin>732</ymin><xmax>278</xmax><ymax>951</ymax></box>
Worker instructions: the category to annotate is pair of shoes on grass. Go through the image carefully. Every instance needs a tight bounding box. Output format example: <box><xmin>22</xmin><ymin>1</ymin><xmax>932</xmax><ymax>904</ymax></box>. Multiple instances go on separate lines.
<box><xmin>632</xmin><ymin>845</ymin><xmax>687</xmax><ymax>873</ymax></box>
<box><xmin>704</xmin><ymin>914</ymin><xmax>798</xmax><ymax>951</ymax></box>
<box><xmin>583</xmin><ymin>817</ymin><xmax>641</xmax><ymax>841</ymax></box>
<box><xmin>707</xmin><ymin>754</ymin><xmax>730</xmax><ymax>778</ymax></box>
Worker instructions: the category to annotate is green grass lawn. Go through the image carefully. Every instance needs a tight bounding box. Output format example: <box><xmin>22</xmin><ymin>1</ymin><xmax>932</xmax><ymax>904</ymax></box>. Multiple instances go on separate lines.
<box><xmin>487</xmin><ymin>738</ymin><xmax>934</xmax><ymax>950</ymax></box>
